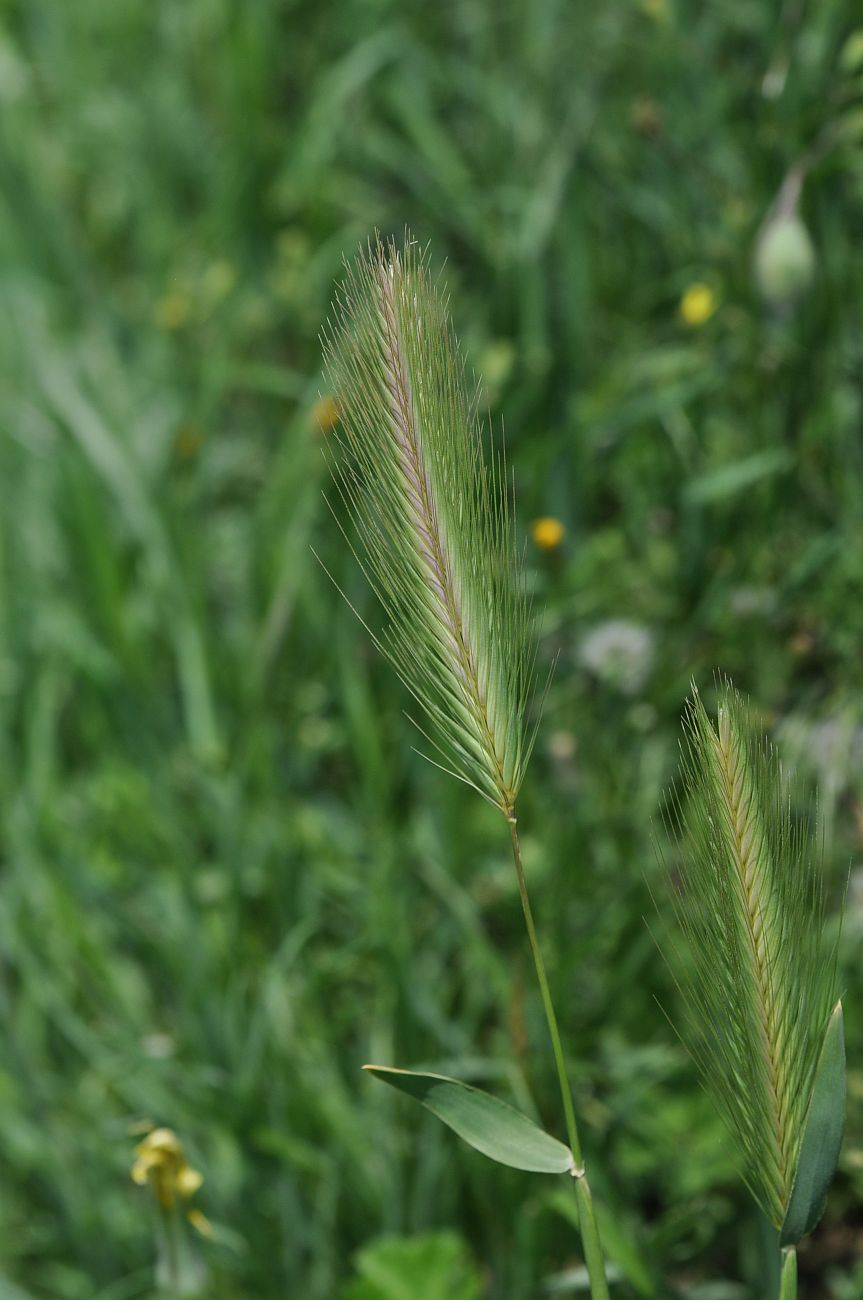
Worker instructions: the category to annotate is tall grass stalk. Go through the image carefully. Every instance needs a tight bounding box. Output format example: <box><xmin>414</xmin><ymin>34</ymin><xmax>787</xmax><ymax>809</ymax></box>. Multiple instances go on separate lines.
<box><xmin>323</xmin><ymin>235</ymin><xmax>609</xmax><ymax>1299</ymax></box>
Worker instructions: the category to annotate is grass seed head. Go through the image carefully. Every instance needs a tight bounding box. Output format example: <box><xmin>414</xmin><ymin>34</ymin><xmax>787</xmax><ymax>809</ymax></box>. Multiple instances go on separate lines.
<box><xmin>661</xmin><ymin>682</ymin><xmax>839</xmax><ymax>1226</ymax></box>
<box><xmin>321</xmin><ymin>235</ymin><xmax>538</xmax><ymax>813</ymax></box>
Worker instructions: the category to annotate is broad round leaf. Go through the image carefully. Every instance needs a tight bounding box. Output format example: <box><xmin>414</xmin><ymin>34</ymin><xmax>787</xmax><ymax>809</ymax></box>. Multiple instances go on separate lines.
<box><xmin>364</xmin><ymin>1065</ymin><xmax>575</xmax><ymax>1175</ymax></box>
<box><xmin>780</xmin><ymin>1002</ymin><xmax>846</xmax><ymax>1246</ymax></box>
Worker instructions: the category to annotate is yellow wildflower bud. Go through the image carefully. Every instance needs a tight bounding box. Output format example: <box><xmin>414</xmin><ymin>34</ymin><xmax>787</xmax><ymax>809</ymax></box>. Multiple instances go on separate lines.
<box><xmin>131</xmin><ymin>1158</ymin><xmax>150</xmax><ymax>1186</ymax></box>
<box><xmin>311</xmin><ymin>394</ymin><xmax>340</xmax><ymax>434</ymax></box>
<box><xmin>154</xmin><ymin>291</ymin><xmax>192</xmax><ymax>331</ymax></box>
<box><xmin>131</xmin><ymin>1127</ymin><xmax>203</xmax><ymax>1211</ymax></box>
<box><xmin>175</xmin><ymin>1165</ymin><xmax>204</xmax><ymax>1197</ymax></box>
<box><xmin>140</xmin><ymin>1127</ymin><xmax>182</xmax><ymax>1157</ymax></box>
<box><xmin>531</xmin><ymin>517</ymin><xmax>565</xmax><ymax>551</ymax></box>
<box><xmin>641</xmin><ymin>0</ymin><xmax>670</xmax><ymax>22</ymax></box>
<box><xmin>679</xmin><ymin>283</ymin><xmax>717</xmax><ymax>327</ymax></box>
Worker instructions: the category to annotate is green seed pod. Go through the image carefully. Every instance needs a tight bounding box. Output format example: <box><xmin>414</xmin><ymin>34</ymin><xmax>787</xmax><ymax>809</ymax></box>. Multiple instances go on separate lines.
<box><xmin>755</xmin><ymin>214</ymin><xmax>816</xmax><ymax>305</ymax></box>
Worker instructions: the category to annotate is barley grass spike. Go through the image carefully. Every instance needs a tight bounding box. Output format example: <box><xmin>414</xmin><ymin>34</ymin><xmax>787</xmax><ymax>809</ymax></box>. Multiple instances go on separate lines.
<box><xmin>323</xmin><ymin>236</ymin><xmax>611</xmax><ymax>1300</ymax></box>
<box><xmin>322</xmin><ymin>235</ymin><xmax>536</xmax><ymax>814</ymax></box>
<box><xmin>665</xmin><ymin>684</ymin><xmax>839</xmax><ymax>1228</ymax></box>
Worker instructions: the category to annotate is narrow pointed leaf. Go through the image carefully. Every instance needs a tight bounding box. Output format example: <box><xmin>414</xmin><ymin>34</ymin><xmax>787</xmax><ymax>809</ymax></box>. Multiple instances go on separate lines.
<box><xmin>780</xmin><ymin>1002</ymin><xmax>846</xmax><ymax>1246</ymax></box>
<box><xmin>364</xmin><ymin>1066</ymin><xmax>575</xmax><ymax>1174</ymax></box>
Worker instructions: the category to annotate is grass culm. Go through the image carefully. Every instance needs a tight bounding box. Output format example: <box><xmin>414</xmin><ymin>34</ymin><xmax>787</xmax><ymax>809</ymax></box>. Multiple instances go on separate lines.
<box><xmin>323</xmin><ymin>235</ymin><xmax>610</xmax><ymax>1298</ymax></box>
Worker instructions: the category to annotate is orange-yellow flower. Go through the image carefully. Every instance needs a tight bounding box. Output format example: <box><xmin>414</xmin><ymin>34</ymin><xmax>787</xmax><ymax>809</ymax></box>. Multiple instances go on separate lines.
<box><xmin>679</xmin><ymin>283</ymin><xmax>717</xmax><ymax>327</ymax></box>
<box><xmin>531</xmin><ymin>517</ymin><xmax>565</xmax><ymax>551</ymax></box>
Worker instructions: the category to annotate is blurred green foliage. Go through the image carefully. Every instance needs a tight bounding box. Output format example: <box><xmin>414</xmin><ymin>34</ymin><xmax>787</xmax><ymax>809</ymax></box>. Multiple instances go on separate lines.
<box><xmin>340</xmin><ymin>1231</ymin><xmax>483</xmax><ymax>1300</ymax></box>
<box><xmin>0</xmin><ymin>0</ymin><xmax>862</xmax><ymax>1296</ymax></box>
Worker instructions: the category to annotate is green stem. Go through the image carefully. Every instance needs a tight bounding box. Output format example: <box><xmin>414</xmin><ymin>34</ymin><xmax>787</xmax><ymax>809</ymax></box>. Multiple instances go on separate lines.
<box><xmin>575</xmin><ymin>1177</ymin><xmax>609</xmax><ymax>1300</ymax></box>
<box><xmin>508</xmin><ymin>812</ymin><xmax>610</xmax><ymax>1300</ymax></box>
<box><xmin>166</xmin><ymin>1204</ymin><xmax>181</xmax><ymax>1290</ymax></box>
<box><xmin>779</xmin><ymin>1246</ymin><xmax>797</xmax><ymax>1300</ymax></box>
<box><xmin>507</xmin><ymin>814</ymin><xmax>581</xmax><ymax>1162</ymax></box>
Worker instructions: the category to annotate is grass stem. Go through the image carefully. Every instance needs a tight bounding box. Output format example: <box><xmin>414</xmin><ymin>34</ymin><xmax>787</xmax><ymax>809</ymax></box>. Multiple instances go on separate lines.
<box><xmin>507</xmin><ymin>812</ymin><xmax>609</xmax><ymax>1300</ymax></box>
<box><xmin>575</xmin><ymin>1176</ymin><xmax>609</xmax><ymax>1300</ymax></box>
<box><xmin>779</xmin><ymin>1246</ymin><xmax>797</xmax><ymax>1300</ymax></box>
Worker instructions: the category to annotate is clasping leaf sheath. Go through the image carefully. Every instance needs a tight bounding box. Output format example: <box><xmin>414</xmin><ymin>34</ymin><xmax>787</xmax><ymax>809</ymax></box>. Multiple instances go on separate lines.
<box><xmin>321</xmin><ymin>235</ymin><xmax>536</xmax><ymax>814</ymax></box>
<box><xmin>661</xmin><ymin>685</ymin><xmax>843</xmax><ymax>1236</ymax></box>
<box><xmin>780</xmin><ymin>999</ymin><xmax>845</xmax><ymax>1246</ymax></box>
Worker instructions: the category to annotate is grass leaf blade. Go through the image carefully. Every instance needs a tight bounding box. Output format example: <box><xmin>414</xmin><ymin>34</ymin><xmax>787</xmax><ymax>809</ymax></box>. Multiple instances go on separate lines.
<box><xmin>780</xmin><ymin>1001</ymin><xmax>846</xmax><ymax>1246</ymax></box>
<box><xmin>363</xmin><ymin>1066</ymin><xmax>575</xmax><ymax>1175</ymax></box>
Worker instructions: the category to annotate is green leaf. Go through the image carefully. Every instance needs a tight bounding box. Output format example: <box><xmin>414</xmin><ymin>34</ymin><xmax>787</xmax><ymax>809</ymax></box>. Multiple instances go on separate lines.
<box><xmin>340</xmin><ymin>1231</ymin><xmax>482</xmax><ymax>1300</ymax></box>
<box><xmin>364</xmin><ymin>1065</ymin><xmax>575</xmax><ymax>1174</ymax></box>
<box><xmin>780</xmin><ymin>1002</ymin><xmax>846</xmax><ymax>1246</ymax></box>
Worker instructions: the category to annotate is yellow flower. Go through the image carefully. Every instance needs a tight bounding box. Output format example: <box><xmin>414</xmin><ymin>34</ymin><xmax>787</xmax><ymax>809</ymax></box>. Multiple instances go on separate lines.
<box><xmin>175</xmin><ymin>1164</ymin><xmax>204</xmax><ymax>1197</ymax></box>
<box><xmin>641</xmin><ymin>0</ymin><xmax>671</xmax><ymax>22</ymax></box>
<box><xmin>311</xmin><ymin>394</ymin><xmax>340</xmax><ymax>434</ymax></box>
<box><xmin>679</xmin><ymin>282</ymin><xmax>717</xmax><ymax>327</ymax></box>
<box><xmin>154</xmin><ymin>290</ymin><xmax>192</xmax><ymax>331</ymax></box>
<box><xmin>531</xmin><ymin>517</ymin><xmax>565</xmax><ymax>551</ymax></box>
<box><xmin>131</xmin><ymin>1127</ymin><xmax>203</xmax><ymax>1211</ymax></box>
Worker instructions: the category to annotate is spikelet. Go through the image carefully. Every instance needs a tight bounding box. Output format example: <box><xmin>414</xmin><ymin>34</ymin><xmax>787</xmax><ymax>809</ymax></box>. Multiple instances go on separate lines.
<box><xmin>662</xmin><ymin>684</ymin><xmax>838</xmax><ymax>1226</ymax></box>
<box><xmin>321</xmin><ymin>236</ymin><xmax>536</xmax><ymax>813</ymax></box>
